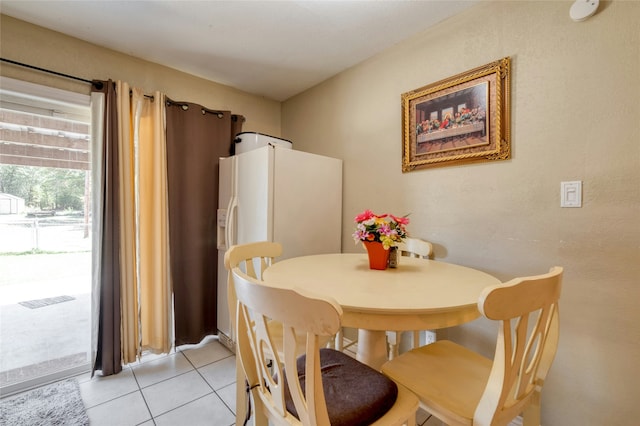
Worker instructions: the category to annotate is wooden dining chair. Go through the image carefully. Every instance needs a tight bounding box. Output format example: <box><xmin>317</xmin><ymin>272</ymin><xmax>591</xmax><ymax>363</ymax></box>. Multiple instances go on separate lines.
<box><xmin>225</xmin><ymin>241</ymin><xmax>334</xmax><ymax>425</ymax></box>
<box><xmin>386</xmin><ymin>237</ymin><xmax>435</xmax><ymax>359</ymax></box>
<box><xmin>225</xmin><ymin>241</ymin><xmax>333</xmax><ymax>354</ymax></box>
<box><xmin>224</xmin><ymin>241</ymin><xmax>284</xmax><ymax>426</ymax></box>
<box><xmin>381</xmin><ymin>267</ymin><xmax>563</xmax><ymax>426</ymax></box>
<box><xmin>232</xmin><ymin>266</ymin><xmax>419</xmax><ymax>426</ymax></box>
<box><xmin>224</xmin><ymin>241</ymin><xmax>283</xmax><ymax>344</ymax></box>
<box><xmin>397</xmin><ymin>237</ymin><xmax>433</xmax><ymax>260</ymax></box>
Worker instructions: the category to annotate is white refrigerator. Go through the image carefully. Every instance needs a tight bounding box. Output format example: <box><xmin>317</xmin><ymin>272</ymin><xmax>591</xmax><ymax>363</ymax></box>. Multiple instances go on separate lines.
<box><xmin>216</xmin><ymin>144</ymin><xmax>343</xmax><ymax>350</ymax></box>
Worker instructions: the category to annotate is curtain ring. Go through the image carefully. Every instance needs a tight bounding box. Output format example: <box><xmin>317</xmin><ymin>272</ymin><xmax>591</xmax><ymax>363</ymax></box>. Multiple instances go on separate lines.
<box><xmin>201</xmin><ymin>108</ymin><xmax>224</xmax><ymax>119</ymax></box>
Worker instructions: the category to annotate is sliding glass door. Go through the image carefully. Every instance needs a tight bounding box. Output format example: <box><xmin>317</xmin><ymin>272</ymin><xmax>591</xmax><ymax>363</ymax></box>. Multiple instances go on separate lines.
<box><xmin>0</xmin><ymin>77</ymin><xmax>92</xmax><ymax>395</ymax></box>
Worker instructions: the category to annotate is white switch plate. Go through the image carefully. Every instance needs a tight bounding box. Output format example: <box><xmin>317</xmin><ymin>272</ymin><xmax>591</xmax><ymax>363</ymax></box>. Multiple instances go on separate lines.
<box><xmin>561</xmin><ymin>181</ymin><xmax>582</xmax><ymax>207</ymax></box>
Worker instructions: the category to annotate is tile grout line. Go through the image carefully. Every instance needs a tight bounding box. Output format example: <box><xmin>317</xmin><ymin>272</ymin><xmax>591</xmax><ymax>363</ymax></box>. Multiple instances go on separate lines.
<box><xmin>134</xmin><ymin>351</ymin><xmax>210</xmax><ymax>420</ymax></box>
<box><xmin>129</xmin><ymin>362</ymin><xmax>155</xmax><ymax>425</ymax></box>
<box><xmin>80</xmin><ymin>367</ymin><xmax>140</xmax><ymax>410</ymax></box>
<box><xmin>181</xmin><ymin>348</ymin><xmax>238</xmax><ymax>418</ymax></box>
<box><xmin>139</xmin><ymin>350</ymin><xmax>238</xmax><ymax>422</ymax></box>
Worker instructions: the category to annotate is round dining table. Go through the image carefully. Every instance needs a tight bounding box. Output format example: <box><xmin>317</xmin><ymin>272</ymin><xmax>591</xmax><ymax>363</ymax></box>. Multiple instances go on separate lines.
<box><xmin>263</xmin><ymin>253</ymin><xmax>500</xmax><ymax>370</ymax></box>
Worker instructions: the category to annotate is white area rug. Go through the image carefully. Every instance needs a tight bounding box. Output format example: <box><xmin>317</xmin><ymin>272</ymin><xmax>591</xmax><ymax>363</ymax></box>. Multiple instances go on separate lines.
<box><xmin>0</xmin><ymin>378</ymin><xmax>89</xmax><ymax>425</ymax></box>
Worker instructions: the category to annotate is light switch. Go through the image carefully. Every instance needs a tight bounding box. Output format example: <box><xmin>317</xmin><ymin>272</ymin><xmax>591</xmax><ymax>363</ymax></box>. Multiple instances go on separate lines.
<box><xmin>561</xmin><ymin>181</ymin><xmax>582</xmax><ymax>208</ymax></box>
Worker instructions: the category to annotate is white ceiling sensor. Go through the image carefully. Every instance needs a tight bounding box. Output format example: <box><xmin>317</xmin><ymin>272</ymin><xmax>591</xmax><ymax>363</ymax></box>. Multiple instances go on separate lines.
<box><xmin>570</xmin><ymin>0</ymin><xmax>599</xmax><ymax>22</ymax></box>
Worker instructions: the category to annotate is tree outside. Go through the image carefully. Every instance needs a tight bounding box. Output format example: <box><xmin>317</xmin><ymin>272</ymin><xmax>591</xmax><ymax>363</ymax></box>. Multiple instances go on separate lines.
<box><xmin>0</xmin><ymin>165</ymin><xmax>87</xmax><ymax>212</ymax></box>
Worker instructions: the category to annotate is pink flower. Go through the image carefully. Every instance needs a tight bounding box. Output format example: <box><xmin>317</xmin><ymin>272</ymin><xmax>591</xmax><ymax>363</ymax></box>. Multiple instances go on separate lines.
<box><xmin>391</xmin><ymin>214</ymin><xmax>410</xmax><ymax>225</ymax></box>
<box><xmin>379</xmin><ymin>224</ymin><xmax>393</xmax><ymax>236</ymax></box>
<box><xmin>354</xmin><ymin>209</ymin><xmax>375</xmax><ymax>222</ymax></box>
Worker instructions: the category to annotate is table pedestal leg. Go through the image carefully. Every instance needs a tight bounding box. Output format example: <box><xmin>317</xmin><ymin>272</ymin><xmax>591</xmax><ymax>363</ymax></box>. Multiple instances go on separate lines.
<box><xmin>357</xmin><ymin>329</ymin><xmax>389</xmax><ymax>370</ymax></box>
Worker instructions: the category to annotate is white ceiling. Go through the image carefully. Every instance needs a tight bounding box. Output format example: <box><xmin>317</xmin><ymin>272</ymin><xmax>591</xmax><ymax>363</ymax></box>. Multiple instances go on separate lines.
<box><xmin>1</xmin><ymin>1</ymin><xmax>476</xmax><ymax>101</ymax></box>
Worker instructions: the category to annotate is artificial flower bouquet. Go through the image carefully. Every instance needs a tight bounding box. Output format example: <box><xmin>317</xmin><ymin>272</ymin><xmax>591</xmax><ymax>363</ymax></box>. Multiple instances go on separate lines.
<box><xmin>352</xmin><ymin>209</ymin><xmax>410</xmax><ymax>250</ymax></box>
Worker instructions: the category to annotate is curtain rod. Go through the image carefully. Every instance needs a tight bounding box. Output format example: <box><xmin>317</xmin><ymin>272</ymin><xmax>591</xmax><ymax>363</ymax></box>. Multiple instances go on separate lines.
<box><xmin>1</xmin><ymin>57</ymin><xmax>103</xmax><ymax>89</ymax></box>
<box><xmin>166</xmin><ymin>97</ymin><xmax>227</xmax><ymax>118</ymax></box>
<box><xmin>165</xmin><ymin>98</ymin><xmax>246</xmax><ymax>121</ymax></box>
<box><xmin>1</xmin><ymin>58</ymin><xmax>241</xmax><ymax>115</ymax></box>
<box><xmin>129</xmin><ymin>89</ymin><xmax>155</xmax><ymax>101</ymax></box>
<box><xmin>1</xmin><ymin>58</ymin><xmax>157</xmax><ymax>99</ymax></box>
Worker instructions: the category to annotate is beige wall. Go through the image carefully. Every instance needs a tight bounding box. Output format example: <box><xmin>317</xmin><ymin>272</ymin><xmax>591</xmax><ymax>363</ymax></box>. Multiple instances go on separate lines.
<box><xmin>0</xmin><ymin>15</ymin><xmax>281</xmax><ymax>136</ymax></box>
<box><xmin>283</xmin><ymin>1</ymin><xmax>639</xmax><ymax>425</ymax></box>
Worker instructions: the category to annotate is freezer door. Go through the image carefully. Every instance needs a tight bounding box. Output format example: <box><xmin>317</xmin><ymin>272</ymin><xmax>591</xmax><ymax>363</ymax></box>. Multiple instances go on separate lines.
<box><xmin>217</xmin><ymin>156</ymin><xmax>234</xmax><ymax>251</ymax></box>
<box><xmin>216</xmin><ymin>155</ymin><xmax>236</xmax><ymax>347</ymax></box>
<box><xmin>216</xmin><ymin>250</ymin><xmax>233</xmax><ymax>347</ymax></box>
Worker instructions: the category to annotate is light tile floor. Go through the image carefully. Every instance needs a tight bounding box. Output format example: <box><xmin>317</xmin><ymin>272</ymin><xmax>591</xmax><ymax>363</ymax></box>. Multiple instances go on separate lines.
<box><xmin>77</xmin><ymin>336</ymin><xmax>236</xmax><ymax>426</ymax></box>
<box><xmin>11</xmin><ymin>335</ymin><xmax>446</xmax><ymax>426</ymax></box>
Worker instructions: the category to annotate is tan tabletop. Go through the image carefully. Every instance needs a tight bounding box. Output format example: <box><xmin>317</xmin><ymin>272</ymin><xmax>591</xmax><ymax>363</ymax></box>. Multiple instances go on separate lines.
<box><xmin>263</xmin><ymin>253</ymin><xmax>500</xmax><ymax>369</ymax></box>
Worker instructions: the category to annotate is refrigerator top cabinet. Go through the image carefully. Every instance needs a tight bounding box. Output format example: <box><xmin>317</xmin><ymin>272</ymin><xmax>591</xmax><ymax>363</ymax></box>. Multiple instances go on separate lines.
<box><xmin>216</xmin><ymin>145</ymin><xmax>342</xmax><ymax>348</ymax></box>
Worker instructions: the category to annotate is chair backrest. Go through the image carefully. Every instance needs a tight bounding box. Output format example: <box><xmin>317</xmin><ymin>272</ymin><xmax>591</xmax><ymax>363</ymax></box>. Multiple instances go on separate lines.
<box><xmin>474</xmin><ymin>266</ymin><xmax>563</xmax><ymax>425</ymax></box>
<box><xmin>223</xmin><ymin>241</ymin><xmax>282</xmax><ymax>338</ymax></box>
<box><xmin>224</xmin><ymin>241</ymin><xmax>283</xmax><ymax>279</ymax></box>
<box><xmin>398</xmin><ymin>237</ymin><xmax>433</xmax><ymax>259</ymax></box>
<box><xmin>232</xmin><ymin>267</ymin><xmax>343</xmax><ymax>425</ymax></box>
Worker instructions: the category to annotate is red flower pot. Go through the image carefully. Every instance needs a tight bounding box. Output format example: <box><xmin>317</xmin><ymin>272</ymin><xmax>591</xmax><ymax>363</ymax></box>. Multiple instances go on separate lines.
<box><xmin>363</xmin><ymin>241</ymin><xmax>390</xmax><ymax>270</ymax></box>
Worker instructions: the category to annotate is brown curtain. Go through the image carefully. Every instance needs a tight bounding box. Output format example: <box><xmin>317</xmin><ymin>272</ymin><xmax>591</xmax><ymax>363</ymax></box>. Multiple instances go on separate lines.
<box><xmin>91</xmin><ymin>80</ymin><xmax>122</xmax><ymax>376</ymax></box>
<box><xmin>165</xmin><ymin>99</ymin><xmax>243</xmax><ymax>345</ymax></box>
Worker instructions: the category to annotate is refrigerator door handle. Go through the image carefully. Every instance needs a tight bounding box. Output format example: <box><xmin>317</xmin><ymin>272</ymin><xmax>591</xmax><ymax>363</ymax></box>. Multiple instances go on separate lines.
<box><xmin>226</xmin><ymin>196</ymin><xmax>238</xmax><ymax>248</ymax></box>
<box><xmin>216</xmin><ymin>208</ymin><xmax>227</xmax><ymax>250</ymax></box>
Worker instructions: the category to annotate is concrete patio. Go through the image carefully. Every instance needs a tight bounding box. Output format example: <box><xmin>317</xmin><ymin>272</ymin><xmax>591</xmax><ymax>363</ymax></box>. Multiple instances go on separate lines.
<box><xmin>0</xmin><ymin>214</ymin><xmax>91</xmax><ymax>391</ymax></box>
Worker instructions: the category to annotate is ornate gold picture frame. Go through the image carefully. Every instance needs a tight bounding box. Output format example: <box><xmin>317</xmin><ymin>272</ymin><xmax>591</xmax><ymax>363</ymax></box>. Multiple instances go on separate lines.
<box><xmin>402</xmin><ymin>57</ymin><xmax>511</xmax><ymax>172</ymax></box>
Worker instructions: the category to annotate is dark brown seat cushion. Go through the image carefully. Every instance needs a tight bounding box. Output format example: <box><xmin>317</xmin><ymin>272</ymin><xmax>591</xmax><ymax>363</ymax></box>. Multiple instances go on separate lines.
<box><xmin>283</xmin><ymin>348</ymin><xmax>398</xmax><ymax>426</ymax></box>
